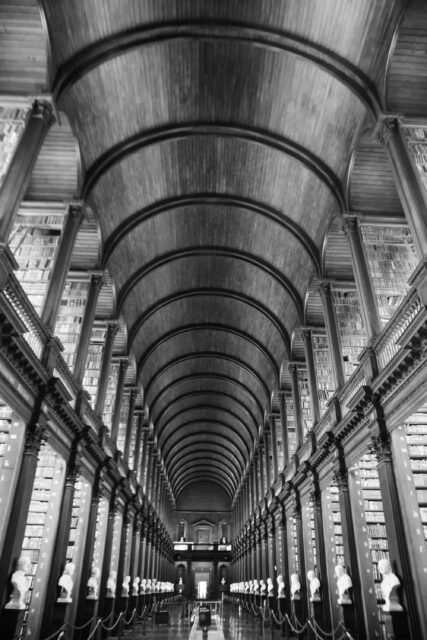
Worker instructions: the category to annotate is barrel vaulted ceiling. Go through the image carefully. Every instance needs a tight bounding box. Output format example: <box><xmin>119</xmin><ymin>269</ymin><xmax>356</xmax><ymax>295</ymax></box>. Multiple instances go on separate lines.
<box><xmin>34</xmin><ymin>0</ymin><xmax>407</xmax><ymax>503</ymax></box>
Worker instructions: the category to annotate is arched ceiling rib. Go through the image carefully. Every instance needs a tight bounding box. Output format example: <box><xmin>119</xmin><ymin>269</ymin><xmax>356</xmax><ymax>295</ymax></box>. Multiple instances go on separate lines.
<box><xmin>39</xmin><ymin>0</ymin><xmax>405</xmax><ymax>500</ymax></box>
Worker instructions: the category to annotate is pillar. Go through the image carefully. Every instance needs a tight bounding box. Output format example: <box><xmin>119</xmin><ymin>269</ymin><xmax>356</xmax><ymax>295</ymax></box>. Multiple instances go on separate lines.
<box><xmin>278</xmin><ymin>391</ymin><xmax>289</xmax><ymax>468</ymax></box>
<box><xmin>41</xmin><ymin>203</ymin><xmax>85</xmax><ymax>331</ymax></box>
<box><xmin>289</xmin><ymin>364</ymin><xmax>304</xmax><ymax>449</ymax></box>
<box><xmin>99</xmin><ymin>491</ymin><xmax>118</xmax><ymax>618</ymax></box>
<box><xmin>270</xmin><ymin>415</ymin><xmax>279</xmax><ymax>482</ymax></box>
<box><xmin>110</xmin><ymin>358</ymin><xmax>129</xmax><ymax>443</ymax></box>
<box><xmin>378</xmin><ymin>116</ymin><xmax>427</xmax><ymax>259</ymax></box>
<box><xmin>302</xmin><ymin>329</ymin><xmax>321</xmax><ymax>425</ymax></box>
<box><xmin>95</xmin><ymin>321</ymin><xmax>119</xmax><ymax>418</ymax></box>
<box><xmin>123</xmin><ymin>387</ymin><xmax>138</xmax><ymax>464</ymax></box>
<box><xmin>343</xmin><ymin>216</ymin><xmax>382</xmax><ymax>338</ymax></box>
<box><xmin>0</xmin><ymin>420</ymin><xmax>45</xmax><ymax>609</ymax></box>
<box><xmin>319</xmin><ymin>282</ymin><xmax>345</xmax><ymax>390</ymax></box>
<box><xmin>0</xmin><ymin>100</ymin><xmax>55</xmax><ymax>243</ymax></box>
<box><xmin>73</xmin><ymin>272</ymin><xmax>104</xmax><ymax>382</ymax></box>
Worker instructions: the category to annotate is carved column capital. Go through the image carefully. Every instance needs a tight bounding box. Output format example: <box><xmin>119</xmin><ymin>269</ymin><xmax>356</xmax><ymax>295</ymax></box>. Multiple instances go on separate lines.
<box><xmin>369</xmin><ymin>433</ymin><xmax>392</xmax><ymax>464</ymax></box>
<box><xmin>24</xmin><ymin>422</ymin><xmax>46</xmax><ymax>458</ymax></box>
<box><xmin>33</xmin><ymin>99</ymin><xmax>56</xmax><ymax>128</ymax></box>
<box><xmin>375</xmin><ymin>115</ymin><xmax>400</xmax><ymax>146</ymax></box>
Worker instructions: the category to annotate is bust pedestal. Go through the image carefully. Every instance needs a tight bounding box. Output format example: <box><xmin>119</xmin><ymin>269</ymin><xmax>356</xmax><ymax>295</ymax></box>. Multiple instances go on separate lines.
<box><xmin>1</xmin><ymin>608</ymin><xmax>27</xmax><ymax>640</ymax></box>
<box><xmin>383</xmin><ymin>608</ymin><xmax>410</xmax><ymax>640</ymax></box>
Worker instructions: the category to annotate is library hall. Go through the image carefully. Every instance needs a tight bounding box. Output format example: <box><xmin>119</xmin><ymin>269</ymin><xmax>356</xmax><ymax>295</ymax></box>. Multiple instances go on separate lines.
<box><xmin>0</xmin><ymin>1</ymin><xmax>427</xmax><ymax>639</ymax></box>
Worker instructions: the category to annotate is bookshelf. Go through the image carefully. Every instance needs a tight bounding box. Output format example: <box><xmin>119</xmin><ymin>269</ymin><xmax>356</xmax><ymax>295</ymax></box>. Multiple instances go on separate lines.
<box><xmin>55</xmin><ymin>278</ymin><xmax>89</xmax><ymax>369</ymax></box>
<box><xmin>403</xmin><ymin>413</ymin><xmax>427</xmax><ymax>544</ymax></box>
<box><xmin>311</xmin><ymin>333</ymin><xmax>335</xmax><ymax>415</ymax></box>
<box><xmin>0</xmin><ymin>401</ymin><xmax>25</xmax><ymax>549</ymax></box>
<box><xmin>402</xmin><ymin>125</ymin><xmax>427</xmax><ymax>193</ymax></box>
<box><xmin>116</xmin><ymin>394</ymin><xmax>130</xmax><ymax>454</ymax></box>
<box><xmin>9</xmin><ymin>211</ymin><xmax>64</xmax><ymax>314</ymax></box>
<box><xmin>303</xmin><ymin>499</ymin><xmax>317</xmax><ymax>573</ymax></box>
<box><xmin>297</xmin><ymin>369</ymin><xmax>313</xmax><ymax>436</ymax></box>
<box><xmin>288</xmin><ymin>512</ymin><xmax>299</xmax><ymax>577</ymax></box>
<box><xmin>286</xmin><ymin>395</ymin><xmax>297</xmax><ymax>458</ymax></box>
<box><xmin>361</xmin><ymin>224</ymin><xmax>418</xmax><ymax>325</ymax></box>
<box><xmin>127</xmin><ymin>415</ymin><xmax>139</xmax><ymax>471</ymax></box>
<box><xmin>82</xmin><ymin>325</ymin><xmax>107</xmax><ymax>407</ymax></box>
<box><xmin>20</xmin><ymin>443</ymin><xmax>65</xmax><ymax>640</ymax></box>
<box><xmin>92</xmin><ymin>496</ymin><xmax>109</xmax><ymax>575</ymax></box>
<box><xmin>102</xmin><ymin>361</ymin><xmax>120</xmax><ymax>430</ymax></box>
<box><xmin>110</xmin><ymin>510</ymin><xmax>123</xmax><ymax>579</ymax></box>
<box><xmin>0</xmin><ymin>106</ymin><xmax>28</xmax><ymax>187</ymax></box>
<box><xmin>332</xmin><ymin>288</ymin><xmax>366</xmax><ymax>380</ymax></box>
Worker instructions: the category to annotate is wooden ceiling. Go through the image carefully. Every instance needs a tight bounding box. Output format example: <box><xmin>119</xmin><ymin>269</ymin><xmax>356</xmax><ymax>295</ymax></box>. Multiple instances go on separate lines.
<box><xmin>9</xmin><ymin>0</ymin><xmax>423</xmax><ymax>502</ymax></box>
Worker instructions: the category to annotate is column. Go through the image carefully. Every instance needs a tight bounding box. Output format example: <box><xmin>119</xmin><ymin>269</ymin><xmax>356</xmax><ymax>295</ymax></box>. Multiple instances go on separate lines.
<box><xmin>289</xmin><ymin>364</ymin><xmax>304</xmax><ymax>449</ymax></box>
<box><xmin>110</xmin><ymin>358</ymin><xmax>129</xmax><ymax>443</ymax></box>
<box><xmin>132</xmin><ymin>412</ymin><xmax>144</xmax><ymax>476</ymax></box>
<box><xmin>310</xmin><ymin>485</ymin><xmax>331</xmax><ymax>631</ymax></box>
<box><xmin>278</xmin><ymin>391</ymin><xmax>289</xmax><ymax>468</ymax></box>
<box><xmin>0</xmin><ymin>100</ymin><xmax>55</xmax><ymax>243</ymax></box>
<box><xmin>39</xmin><ymin>442</ymin><xmax>81</xmax><ymax>638</ymax></box>
<box><xmin>95</xmin><ymin>321</ymin><xmax>119</xmax><ymax>418</ymax></box>
<box><xmin>258</xmin><ymin>443</ymin><xmax>266</xmax><ymax>499</ymax></box>
<box><xmin>41</xmin><ymin>203</ymin><xmax>85</xmax><ymax>331</ymax></box>
<box><xmin>254</xmin><ymin>453</ymin><xmax>260</xmax><ymax>506</ymax></box>
<box><xmin>302</xmin><ymin>329</ymin><xmax>321</xmax><ymax>425</ymax></box>
<box><xmin>378</xmin><ymin>116</ymin><xmax>427</xmax><ymax>259</ymax></box>
<box><xmin>333</xmin><ymin>464</ymin><xmax>366</xmax><ymax>640</ymax></box>
<box><xmin>293</xmin><ymin>490</ymin><xmax>308</xmax><ymax>620</ymax></box>
<box><xmin>270</xmin><ymin>415</ymin><xmax>279</xmax><ymax>482</ymax></box>
<box><xmin>264</xmin><ymin>429</ymin><xmax>272</xmax><ymax>490</ymax></box>
<box><xmin>73</xmin><ymin>272</ymin><xmax>104</xmax><ymax>382</ymax></box>
<box><xmin>343</xmin><ymin>216</ymin><xmax>382</xmax><ymax>338</ymax></box>
<box><xmin>123</xmin><ymin>387</ymin><xmax>138</xmax><ymax>464</ymax></box>
<box><xmin>115</xmin><ymin>507</ymin><xmax>132</xmax><ymax>615</ymax></box>
<box><xmin>319</xmin><ymin>282</ymin><xmax>345</xmax><ymax>390</ymax></box>
<box><xmin>74</xmin><ymin>472</ymin><xmax>104</xmax><ymax>632</ymax></box>
<box><xmin>0</xmin><ymin>421</ymin><xmax>45</xmax><ymax>608</ymax></box>
<box><xmin>99</xmin><ymin>490</ymin><xmax>119</xmax><ymax>617</ymax></box>
<box><xmin>145</xmin><ymin>441</ymin><xmax>154</xmax><ymax>502</ymax></box>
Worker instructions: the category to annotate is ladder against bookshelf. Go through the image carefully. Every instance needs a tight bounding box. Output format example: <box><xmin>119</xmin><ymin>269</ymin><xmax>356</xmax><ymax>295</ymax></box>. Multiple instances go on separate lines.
<box><xmin>360</xmin><ymin>223</ymin><xmax>418</xmax><ymax>326</ymax></box>
<box><xmin>20</xmin><ymin>443</ymin><xmax>66</xmax><ymax>640</ymax></box>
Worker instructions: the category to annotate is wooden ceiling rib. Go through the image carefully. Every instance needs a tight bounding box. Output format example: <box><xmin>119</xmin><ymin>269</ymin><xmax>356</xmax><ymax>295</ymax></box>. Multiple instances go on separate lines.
<box><xmin>27</xmin><ymin>0</ymin><xmax>407</xmax><ymax>500</ymax></box>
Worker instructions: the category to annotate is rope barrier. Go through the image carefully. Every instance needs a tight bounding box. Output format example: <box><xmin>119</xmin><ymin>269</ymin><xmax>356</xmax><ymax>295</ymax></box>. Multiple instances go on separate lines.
<box><xmin>123</xmin><ymin>608</ymin><xmax>137</xmax><ymax>625</ymax></box>
<box><xmin>68</xmin><ymin>615</ymin><xmax>98</xmax><ymax>631</ymax></box>
<box><xmin>285</xmin><ymin>613</ymin><xmax>308</xmax><ymax>635</ymax></box>
<box><xmin>40</xmin><ymin>625</ymin><xmax>67</xmax><ymax>640</ymax></box>
<box><xmin>85</xmin><ymin>619</ymin><xmax>102</xmax><ymax>640</ymax></box>
<box><xmin>311</xmin><ymin>616</ymin><xmax>345</xmax><ymax>639</ymax></box>
<box><xmin>100</xmin><ymin>612</ymin><xmax>123</xmax><ymax>631</ymax></box>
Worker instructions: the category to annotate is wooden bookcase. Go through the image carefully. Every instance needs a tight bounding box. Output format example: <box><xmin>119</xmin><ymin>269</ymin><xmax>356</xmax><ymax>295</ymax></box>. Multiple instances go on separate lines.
<box><xmin>55</xmin><ymin>278</ymin><xmax>89</xmax><ymax>369</ymax></box>
<box><xmin>311</xmin><ymin>333</ymin><xmax>335</xmax><ymax>415</ymax></box>
<box><xmin>82</xmin><ymin>325</ymin><xmax>107</xmax><ymax>407</ymax></box>
<box><xmin>0</xmin><ymin>106</ymin><xmax>28</xmax><ymax>186</ymax></box>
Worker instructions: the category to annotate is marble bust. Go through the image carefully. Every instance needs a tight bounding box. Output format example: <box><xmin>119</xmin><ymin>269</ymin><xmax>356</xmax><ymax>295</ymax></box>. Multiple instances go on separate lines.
<box><xmin>290</xmin><ymin>573</ymin><xmax>301</xmax><ymax>600</ymax></box>
<box><xmin>87</xmin><ymin>567</ymin><xmax>100</xmax><ymax>600</ymax></box>
<box><xmin>378</xmin><ymin>559</ymin><xmax>403</xmax><ymax>612</ymax></box>
<box><xmin>5</xmin><ymin>556</ymin><xmax>31</xmax><ymax>609</ymax></box>
<box><xmin>140</xmin><ymin>578</ymin><xmax>147</xmax><ymax>594</ymax></box>
<box><xmin>132</xmin><ymin>576</ymin><xmax>140</xmax><ymax>596</ymax></box>
<box><xmin>335</xmin><ymin>565</ymin><xmax>352</xmax><ymax>605</ymax></box>
<box><xmin>121</xmin><ymin>575</ymin><xmax>131</xmax><ymax>597</ymax></box>
<box><xmin>57</xmin><ymin>562</ymin><xmax>75</xmax><ymax>603</ymax></box>
<box><xmin>260</xmin><ymin>579</ymin><xmax>267</xmax><ymax>597</ymax></box>
<box><xmin>106</xmin><ymin>570</ymin><xmax>117</xmax><ymax>598</ymax></box>
<box><xmin>267</xmin><ymin>577</ymin><xmax>274</xmax><ymax>596</ymax></box>
<box><xmin>307</xmin><ymin>570</ymin><xmax>321</xmax><ymax>601</ymax></box>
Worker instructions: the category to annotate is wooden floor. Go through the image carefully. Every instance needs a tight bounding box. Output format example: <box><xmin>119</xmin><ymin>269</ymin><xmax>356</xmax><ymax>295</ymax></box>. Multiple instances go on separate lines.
<box><xmin>121</xmin><ymin>601</ymin><xmax>277</xmax><ymax>640</ymax></box>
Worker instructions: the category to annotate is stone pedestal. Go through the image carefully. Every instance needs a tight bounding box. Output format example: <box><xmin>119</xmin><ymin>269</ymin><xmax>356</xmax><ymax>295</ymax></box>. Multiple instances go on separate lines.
<box><xmin>310</xmin><ymin>598</ymin><xmax>325</xmax><ymax>636</ymax></box>
<box><xmin>339</xmin><ymin>602</ymin><xmax>357</xmax><ymax>639</ymax></box>
<box><xmin>291</xmin><ymin>596</ymin><xmax>303</xmax><ymax>627</ymax></box>
<box><xmin>101</xmin><ymin>597</ymin><xmax>115</xmax><ymax>639</ymax></box>
<box><xmin>278</xmin><ymin>598</ymin><xmax>287</xmax><ymax>637</ymax></box>
<box><xmin>383</xmin><ymin>609</ymin><xmax>411</xmax><ymax>640</ymax></box>
<box><xmin>1</xmin><ymin>608</ymin><xmax>27</xmax><ymax>640</ymax></box>
<box><xmin>51</xmin><ymin>600</ymin><xmax>71</xmax><ymax>635</ymax></box>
